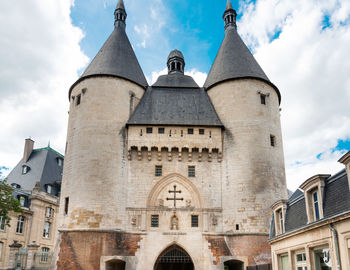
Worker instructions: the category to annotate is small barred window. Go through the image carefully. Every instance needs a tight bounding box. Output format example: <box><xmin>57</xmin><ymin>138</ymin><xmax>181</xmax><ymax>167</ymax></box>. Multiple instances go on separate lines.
<box><xmin>151</xmin><ymin>215</ymin><xmax>159</xmax><ymax>227</ymax></box>
<box><xmin>191</xmin><ymin>215</ymin><xmax>199</xmax><ymax>227</ymax></box>
<box><xmin>155</xmin><ymin>166</ymin><xmax>162</xmax><ymax>177</ymax></box>
<box><xmin>188</xmin><ymin>166</ymin><xmax>195</xmax><ymax>178</ymax></box>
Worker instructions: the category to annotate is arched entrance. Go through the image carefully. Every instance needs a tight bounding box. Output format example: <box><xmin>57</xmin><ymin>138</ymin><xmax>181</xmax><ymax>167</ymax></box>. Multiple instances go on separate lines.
<box><xmin>224</xmin><ymin>260</ymin><xmax>244</xmax><ymax>270</ymax></box>
<box><xmin>154</xmin><ymin>245</ymin><xmax>194</xmax><ymax>270</ymax></box>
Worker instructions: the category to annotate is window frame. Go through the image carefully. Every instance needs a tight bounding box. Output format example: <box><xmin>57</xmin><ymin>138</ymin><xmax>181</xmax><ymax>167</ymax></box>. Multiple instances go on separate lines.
<box><xmin>155</xmin><ymin>165</ymin><xmax>162</xmax><ymax>177</ymax></box>
<box><xmin>270</xmin><ymin>135</ymin><xmax>276</xmax><ymax>147</ymax></box>
<box><xmin>295</xmin><ymin>252</ymin><xmax>307</xmax><ymax>270</ymax></box>
<box><xmin>191</xmin><ymin>215</ymin><xmax>199</xmax><ymax>227</ymax></box>
<box><xmin>260</xmin><ymin>94</ymin><xmax>267</xmax><ymax>105</ymax></box>
<box><xmin>146</xmin><ymin>127</ymin><xmax>153</xmax><ymax>134</ymax></box>
<box><xmin>188</xmin><ymin>166</ymin><xmax>195</xmax><ymax>178</ymax></box>
<box><xmin>312</xmin><ymin>191</ymin><xmax>320</xmax><ymax>220</ymax></box>
<box><xmin>151</xmin><ymin>215</ymin><xmax>159</xmax><ymax>228</ymax></box>
<box><xmin>199</xmin><ymin>129</ymin><xmax>205</xmax><ymax>135</ymax></box>
<box><xmin>0</xmin><ymin>216</ymin><xmax>6</xmax><ymax>231</ymax></box>
<box><xmin>16</xmin><ymin>215</ymin><xmax>25</xmax><ymax>234</ymax></box>
<box><xmin>46</xmin><ymin>184</ymin><xmax>52</xmax><ymax>194</ymax></box>
<box><xmin>64</xmin><ymin>197</ymin><xmax>69</xmax><ymax>215</ymax></box>
<box><xmin>76</xmin><ymin>94</ymin><xmax>81</xmax><ymax>106</ymax></box>
<box><xmin>187</xmin><ymin>128</ymin><xmax>194</xmax><ymax>135</ymax></box>
<box><xmin>158</xmin><ymin>127</ymin><xmax>165</xmax><ymax>134</ymax></box>
<box><xmin>43</xmin><ymin>221</ymin><xmax>51</xmax><ymax>238</ymax></box>
<box><xmin>45</xmin><ymin>207</ymin><xmax>54</xmax><ymax>218</ymax></box>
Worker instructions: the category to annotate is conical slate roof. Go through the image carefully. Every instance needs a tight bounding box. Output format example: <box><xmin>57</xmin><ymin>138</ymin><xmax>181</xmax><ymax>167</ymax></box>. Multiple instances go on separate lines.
<box><xmin>204</xmin><ymin>27</ymin><xmax>281</xmax><ymax>102</ymax></box>
<box><xmin>69</xmin><ymin>2</ymin><xmax>148</xmax><ymax>98</ymax></box>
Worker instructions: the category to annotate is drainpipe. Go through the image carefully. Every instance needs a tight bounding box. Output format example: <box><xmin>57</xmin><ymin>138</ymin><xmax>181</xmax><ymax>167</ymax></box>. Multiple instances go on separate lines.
<box><xmin>329</xmin><ymin>223</ymin><xmax>341</xmax><ymax>270</ymax></box>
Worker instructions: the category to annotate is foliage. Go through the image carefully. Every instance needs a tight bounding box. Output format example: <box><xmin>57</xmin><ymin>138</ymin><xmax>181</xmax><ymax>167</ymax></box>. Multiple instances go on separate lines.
<box><xmin>0</xmin><ymin>179</ymin><xmax>23</xmax><ymax>227</ymax></box>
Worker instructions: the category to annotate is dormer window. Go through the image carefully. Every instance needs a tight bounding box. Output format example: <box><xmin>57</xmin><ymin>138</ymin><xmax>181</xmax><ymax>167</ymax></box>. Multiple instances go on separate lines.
<box><xmin>57</xmin><ymin>158</ymin><xmax>63</xmax><ymax>167</ymax></box>
<box><xmin>312</xmin><ymin>190</ymin><xmax>320</xmax><ymax>220</ymax></box>
<box><xmin>18</xmin><ymin>195</ymin><xmax>26</xmax><ymax>207</ymax></box>
<box><xmin>46</xmin><ymin>184</ymin><xmax>52</xmax><ymax>194</ymax></box>
<box><xmin>22</xmin><ymin>165</ymin><xmax>29</xmax><ymax>174</ymax></box>
<box><xmin>11</xmin><ymin>183</ymin><xmax>21</xmax><ymax>189</ymax></box>
<box><xmin>271</xmin><ymin>200</ymin><xmax>288</xmax><ymax>235</ymax></box>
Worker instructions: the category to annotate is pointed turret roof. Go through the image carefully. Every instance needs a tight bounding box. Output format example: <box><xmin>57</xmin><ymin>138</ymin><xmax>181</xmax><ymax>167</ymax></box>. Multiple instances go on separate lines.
<box><xmin>204</xmin><ymin>2</ymin><xmax>280</xmax><ymax>103</ymax></box>
<box><xmin>69</xmin><ymin>0</ymin><xmax>148</xmax><ymax>98</ymax></box>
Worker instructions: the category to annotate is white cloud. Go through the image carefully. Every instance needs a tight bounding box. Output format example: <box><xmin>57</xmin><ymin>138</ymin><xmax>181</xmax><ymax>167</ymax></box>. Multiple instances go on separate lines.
<box><xmin>0</xmin><ymin>0</ymin><xmax>88</xmax><ymax>172</ymax></box>
<box><xmin>148</xmin><ymin>68</ymin><xmax>207</xmax><ymax>87</ymax></box>
<box><xmin>239</xmin><ymin>0</ymin><xmax>350</xmax><ymax>190</ymax></box>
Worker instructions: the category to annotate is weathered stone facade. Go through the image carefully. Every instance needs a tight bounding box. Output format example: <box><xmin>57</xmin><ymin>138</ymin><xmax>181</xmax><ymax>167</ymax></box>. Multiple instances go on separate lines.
<box><xmin>55</xmin><ymin>1</ymin><xmax>288</xmax><ymax>269</ymax></box>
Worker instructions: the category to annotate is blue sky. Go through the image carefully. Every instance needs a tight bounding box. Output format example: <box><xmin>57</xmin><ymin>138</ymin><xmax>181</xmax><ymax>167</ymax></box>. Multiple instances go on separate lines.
<box><xmin>70</xmin><ymin>0</ymin><xmax>239</xmax><ymax>78</ymax></box>
<box><xmin>0</xmin><ymin>0</ymin><xmax>349</xmax><ymax>190</ymax></box>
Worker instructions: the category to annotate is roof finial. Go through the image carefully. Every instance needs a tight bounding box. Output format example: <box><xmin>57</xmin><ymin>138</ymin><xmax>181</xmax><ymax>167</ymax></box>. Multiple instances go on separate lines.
<box><xmin>223</xmin><ymin>0</ymin><xmax>237</xmax><ymax>30</ymax></box>
<box><xmin>114</xmin><ymin>0</ymin><xmax>127</xmax><ymax>29</ymax></box>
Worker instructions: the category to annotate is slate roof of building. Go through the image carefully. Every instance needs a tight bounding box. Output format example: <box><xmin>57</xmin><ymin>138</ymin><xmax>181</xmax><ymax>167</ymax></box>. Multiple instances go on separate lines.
<box><xmin>270</xmin><ymin>169</ymin><xmax>350</xmax><ymax>239</ymax></box>
<box><xmin>127</xmin><ymin>86</ymin><xmax>223</xmax><ymax>127</ymax></box>
<box><xmin>153</xmin><ymin>73</ymin><xmax>199</xmax><ymax>88</ymax></box>
<box><xmin>69</xmin><ymin>4</ymin><xmax>147</xmax><ymax>98</ymax></box>
<box><xmin>6</xmin><ymin>147</ymin><xmax>63</xmax><ymax>196</ymax></box>
<box><xmin>204</xmin><ymin>27</ymin><xmax>281</xmax><ymax>103</ymax></box>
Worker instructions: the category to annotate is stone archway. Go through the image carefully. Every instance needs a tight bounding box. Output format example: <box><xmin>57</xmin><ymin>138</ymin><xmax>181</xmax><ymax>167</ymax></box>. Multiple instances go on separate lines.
<box><xmin>224</xmin><ymin>259</ymin><xmax>244</xmax><ymax>270</ymax></box>
<box><xmin>154</xmin><ymin>245</ymin><xmax>194</xmax><ymax>270</ymax></box>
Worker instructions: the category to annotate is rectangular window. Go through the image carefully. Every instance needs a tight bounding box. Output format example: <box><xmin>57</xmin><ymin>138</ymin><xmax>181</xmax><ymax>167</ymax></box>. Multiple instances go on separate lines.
<box><xmin>19</xmin><ymin>196</ymin><xmax>25</xmax><ymax>207</ymax></box>
<box><xmin>76</xmin><ymin>94</ymin><xmax>81</xmax><ymax>106</ymax></box>
<box><xmin>260</xmin><ymin>94</ymin><xmax>266</xmax><ymax>105</ymax></box>
<box><xmin>43</xmin><ymin>221</ymin><xmax>51</xmax><ymax>238</ymax></box>
<box><xmin>22</xmin><ymin>166</ymin><xmax>28</xmax><ymax>174</ymax></box>
<box><xmin>314</xmin><ymin>248</ymin><xmax>331</xmax><ymax>270</ymax></box>
<box><xmin>188</xmin><ymin>166</ymin><xmax>195</xmax><ymax>178</ymax></box>
<box><xmin>57</xmin><ymin>158</ymin><xmax>63</xmax><ymax>167</ymax></box>
<box><xmin>45</xmin><ymin>207</ymin><xmax>54</xmax><ymax>218</ymax></box>
<box><xmin>155</xmin><ymin>166</ymin><xmax>162</xmax><ymax>177</ymax></box>
<box><xmin>0</xmin><ymin>217</ymin><xmax>6</xmax><ymax>231</ymax></box>
<box><xmin>158</xmin><ymin>128</ymin><xmax>165</xmax><ymax>134</ymax></box>
<box><xmin>236</xmin><ymin>224</ymin><xmax>239</xmax><ymax>230</ymax></box>
<box><xmin>313</xmin><ymin>191</ymin><xmax>320</xmax><ymax>220</ymax></box>
<box><xmin>191</xmin><ymin>215</ymin><xmax>199</xmax><ymax>227</ymax></box>
<box><xmin>277</xmin><ymin>209</ymin><xmax>284</xmax><ymax>234</ymax></box>
<box><xmin>64</xmin><ymin>197</ymin><xmax>69</xmax><ymax>215</ymax></box>
<box><xmin>270</xmin><ymin>135</ymin><xmax>276</xmax><ymax>147</ymax></box>
<box><xmin>16</xmin><ymin>215</ymin><xmax>25</xmax><ymax>234</ymax></box>
<box><xmin>46</xmin><ymin>185</ymin><xmax>52</xmax><ymax>194</ymax></box>
<box><xmin>295</xmin><ymin>252</ymin><xmax>307</xmax><ymax>270</ymax></box>
<box><xmin>188</xmin><ymin>128</ymin><xmax>194</xmax><ymax>135</ymax></box>
<box><xmin>146</xmin><ymin>127</ymin><xmax>153</xmax><ymax>134</ymax></box>
<box><xmin>280</xmin><ymin>254</ymin><xmax>290</xmax><ymax>270</ymax></box>
<box><xmin>199</xmin><ymin>129</ymin><xmax>205</xmax><ymax>135</ymax></box>
<box><xmin>151</xmin><ymin>215</ymin><xmax>159</xmax><ymax>227</ymax></box>
<box><xmin>41</xmin><ymin>247</ymin><xmax>50</xmax><ymax>262</ymax></box>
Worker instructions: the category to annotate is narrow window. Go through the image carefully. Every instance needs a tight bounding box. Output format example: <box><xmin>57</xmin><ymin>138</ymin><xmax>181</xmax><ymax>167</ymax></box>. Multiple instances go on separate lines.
<box><xmin>0</xmin><ymin>216</ymin><xmax>6</xmax><ymax>231</ymax></box>
<box><xmin>41</xmin><ymin>247</ymin><xmax>50</xmax><ymax>262</ymax></box>
<box><xmin>191</xmin><ymin>215</ymin><xmax>199</xmax><ymax>227</ymax></box>
<box><xmin>155</xmin><ymin>166</ymin><xmax>162</xmax><ymax>177</ymax></box>
<box><xmin>22</xmin><ymin>165</ymin><xmax>28</xmax><ymax>175</ymax></box>
<box><xmin>146</xmin><ymin>127</ymin><xmax>153</xmax><ymax>134</ymax></box>
<box><xmin>18</xmin><ymin>196</ymin><xmax>25</xmax><ymax>207</ymax></box>
<box><xmin>140</xmin><ymin>129</ymin><xmax>143</xmax><ymax>136</ymax></box>
<box><xmin>277</xmin><ymin>209</ymin><xmax>284</xmax><ymax>233</ymax></box>
<box><xmin>158</xmin><ymin>127</ymin><xmax>165</xmax><ymax>134</ymax></box>
<box><xmin>181</xmin><ymin>130</ymin><xmax>183</xmax><ymax>137</ymax></box>
<box><xmin>169</xmin><ymin>130</ymin><xmax>172</xmax><ymax>137</ymax></box>
<box><xmin>16</xmin><ymin>216</ymin><xmax>25</xmax><ymax>234</ymax></box>
<box><xmin>45</xmin><ymin>207</ymin><xmax>54</xmax><ymax>218</ymax></box>
<box><xmin>171</xmin><ymin>62</ymin><xmax>175</xmax><ymax>71</ymax></box>
<box><xmin>295</xmin><ymin>252</ymin><xmax>307</xmax><ymax>270</ymax></box>
<box><xmin>313</xmin><ymin>191</ymin><xmax>320</xmax><ymax>220</ymax></box>
<box><xmin>199</xmin><ymin>129</ymin><xmax>205</xmax><ymax>135</ymax></box>
<box><xmin>188</xmin><ymin>128</ymin><xmax>194</xmax><ymax>135</ymax></box>
<box><xmin>151</xmin><ymin>215</ymin><xmax>159</xmax><ymax>227</ymax></box>
<box><xmin>270</xmin><ymin>135</ymin><xmax>276</xmax><ymax>147</ymax></box>
<box><xmin>260</xmin><ymin>94</ymin><xmax>266</xmax><ymax>105</ymax></box>
<box><xmin>57</xmin><ymin>158</ymin><xmax>63</xmax><ymax>167</ymax></box>
<box><xmin>76</xmin><ymin>94</ymin><xmax>81</xmax><ymax>106</ymax></box>
<box><xmin>64</xmin><ymin>197</ymin><xmax>69</xmax><ymax>215</ymax></box>
<box><xmin>236</xmin><ymin>224</ymin><xmax>239</xmax><ymax>230</ymax></box>
<box><xmin>280</xmin><ymin>254</ymin><xmax>290</xmax><ymax>270</ymax></box>
<box><xmin>209</xmin><ymin>131</ymin><xmax>212</xmax><ymax>138</ymax></box>
<box><xmin>43</xmin><ymin>221</ymin><xmax>51</xmax><ymax>238</ymax></box>
<box><xmin>46</xmin><ymin>184</ymin><xmax>52</xmax><ymax>194</ymax></box>
<box><xmin>188</xmin><ymin>166</ymin><xmax>195</xmax><ymax>178</ymax></box>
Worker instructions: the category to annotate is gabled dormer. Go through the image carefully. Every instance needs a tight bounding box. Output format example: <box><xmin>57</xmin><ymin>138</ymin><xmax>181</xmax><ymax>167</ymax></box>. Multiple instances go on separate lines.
<box><xmin>338</xmin><ymin>151</ymin><xmax>350</xmax><ymax>189</ymax></box>
<box><xmin>299</xmin><ymin>174</ymin><xmax>330</xmax><ymax>223</ymax></box>
<box><xmin>271</xmin><ymin>199</ymin><xmax>288</xmax><ymax>235</ymax></box>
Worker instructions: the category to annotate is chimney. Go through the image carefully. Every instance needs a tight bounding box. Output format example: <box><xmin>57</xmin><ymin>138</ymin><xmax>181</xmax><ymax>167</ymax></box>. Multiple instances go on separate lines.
<box><xmin>23</xmin><ymin>138</ymin><xmax>34</xmax><ymax>163</ymax></box>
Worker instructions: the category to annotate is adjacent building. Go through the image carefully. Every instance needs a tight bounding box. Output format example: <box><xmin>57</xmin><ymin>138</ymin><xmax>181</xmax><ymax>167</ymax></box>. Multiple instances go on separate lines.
<box><xmin>0</xmin><ymin>139</ymin><xmax>63</xmax><ymax>269</ymax></box>
<box><xmin>55</xmin><ymin>0</ymin><xmax>288</xmax><ymax>269</ymax></box>
<box><xmin>269</xmin><ymin>151</ymin><xmax>350</xmax><ymax>270</ymax></box>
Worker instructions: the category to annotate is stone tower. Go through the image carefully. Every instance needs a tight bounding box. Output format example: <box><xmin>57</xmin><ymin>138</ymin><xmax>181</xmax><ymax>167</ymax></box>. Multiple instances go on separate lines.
<box><xmin>55</xmin><ymin>1</ymin><xmax>288</xmax><ymax>270</ymax></box>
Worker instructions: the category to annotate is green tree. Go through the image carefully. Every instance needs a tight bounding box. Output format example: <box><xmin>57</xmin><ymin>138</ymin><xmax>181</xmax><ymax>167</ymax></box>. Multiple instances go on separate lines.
<box><xmin>0</xmin><ymin>179</ymin><xmax>22</xmax><ymax>227</ymax></box>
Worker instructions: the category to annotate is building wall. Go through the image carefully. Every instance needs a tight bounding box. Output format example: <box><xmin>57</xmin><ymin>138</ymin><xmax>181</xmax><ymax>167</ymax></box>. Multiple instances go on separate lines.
<box><xmin>207</xmin><ymin>79</ymin><xmax>288</xmax><ymax>233</ymax></box>
<box><xmin>59</xmin><ymin>77</ymin><xmax>145</xmax><ymax>231</ymax></box>
<box><xmin>0</xmin><ymin>189</ymin><xmax>59</xmax><ymax>269</ymax></box>
<box><xmin>270</xmin><ymin>216</ymin><xmax>350</xmax><ymax>270</ymax></box>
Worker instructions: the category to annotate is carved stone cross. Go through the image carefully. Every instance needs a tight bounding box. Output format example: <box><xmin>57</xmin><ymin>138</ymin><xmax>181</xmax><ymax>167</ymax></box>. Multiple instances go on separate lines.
<box><xmin>166</xmin><ymin>185</ymin><xmax>183</xmax><ymax>209</ymax></box>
